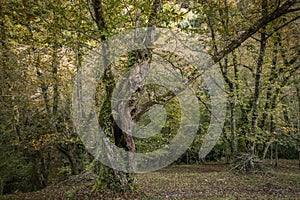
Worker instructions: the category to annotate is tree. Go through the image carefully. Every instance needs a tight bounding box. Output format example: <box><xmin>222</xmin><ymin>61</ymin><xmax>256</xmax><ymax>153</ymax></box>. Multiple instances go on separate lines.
<box><xmin>1</xmin><ymin>0</ymin><xmax>299</xmax><ymax>194</ymax></box>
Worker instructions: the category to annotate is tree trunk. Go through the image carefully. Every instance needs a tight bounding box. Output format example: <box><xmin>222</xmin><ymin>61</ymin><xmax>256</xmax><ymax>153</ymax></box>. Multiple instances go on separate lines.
<box><xmin>270</xmin><ymin>143</ymin><xmax>273</xmax><ymax>164</ymax></box>
<box><xmin>262</xmin><ymin>94</ymin><xmax>279</xmax><ymax>159</ymax></box>
<box><xmin>231</xmin><ymin>51</ymin><xmax>239</xmax><ymax>158</ymax></box>
<box><xmin>249</xmin><ymin>0</ymin><xmax>268</xmax><ymax>155</ymax></box>
<box><xmin>262</xmin><ymin>140</ymin><xmax>272</xmax><ymax>159</ymax></box>
<box><xmin>31</xmin><ymin>150</ymin><xmax>51</xmax><ymax>190</ymax></box>
<box><xmin>275</xmin><ymin>142</ymin><xmax>279</xmax><ymax>168</ymax></box>
<box><xmin>207</xmin><ymin>2</ymin><xmax>237</xmax><ymax>160</ymax></box>
<box><xmin>298</xmin><ymin>151</ymin><xmax>300</xmax><ymax>170</ymax></box>
<box><xmin>296</xmin><ymin>83</ymin><xmax>300</xmax><ymax>170</ymax></box>
<box><xmin>92</xmin><ymin>0</ymin><xmax>136</xmax><ymax>190</ymax></box>
<box><xmin>51</xmin><ymin>47</ymin><xmax>59</xmax><ymax>131</ymax></box>
<box><xmin>90</xmin><ymin>0</ymin><xmax>162</xmax><ymax>190</ymax></box>
<box><xmin>57</xmin><ymin>144</ymin><xmax>84</xmax><ymax>175</ymax></box>
<box><xmin>261</xmin><ymin>36</ymin><xmax>279</xmax><ymax>160</ymax></box>
<box><xmin>0</xmin><ymin>178</ymin><xmax>3</xmax><ymax>196</ymax></box>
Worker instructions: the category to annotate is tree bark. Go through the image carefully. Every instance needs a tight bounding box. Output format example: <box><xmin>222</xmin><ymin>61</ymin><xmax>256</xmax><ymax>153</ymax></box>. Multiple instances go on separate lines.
<box><xmin>275</xmin><ymin>142</ymin><xmax>279</xmax><ymax>167</ymax></box>
<box><xmin>296</xmin><ymin>83</ymin><xmax>300</xmax><ymax>170</ymax></box>
<box><xmin>31</xmin><ymin>150</ymin><xmax>51</xmax><ymax>190</ymax></box>
<box><xmin>261</xmin><ymin>37</ymin><xmax>279</xmax><ymax>159</ymax></box>
<box><xmin>248</xmin><ymin>0</ymin><xmax>268</xmax><ymax>156</ymax></box>
<box><xmin>51</xmin><ymin>47</ymin><xmax>59</xmax><ymax>131</ymax></box>
<box><xmin>90</xmin><ymin>0</ymin><xmax>163</xmax><ymax>190</ymax></box>
<box><xmin>56</xmin><ymin>144</ymin><xmax>84</xmax><ymax>175</ymax></box>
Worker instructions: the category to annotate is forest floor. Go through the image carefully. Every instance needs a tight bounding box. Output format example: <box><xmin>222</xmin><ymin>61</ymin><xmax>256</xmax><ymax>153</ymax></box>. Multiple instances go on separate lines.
<box><xmin>1</xmin><ymin>159</ymin><xmax>300</xmax><ymax>200</ymax></box>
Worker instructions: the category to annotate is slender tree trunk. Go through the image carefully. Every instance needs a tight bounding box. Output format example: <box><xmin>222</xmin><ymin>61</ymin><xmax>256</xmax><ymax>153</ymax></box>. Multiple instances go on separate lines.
<box><xmin>275</xmin><ymin>142</ymin><xmax>279</xmax><ymax>167</ymax></box>
<box><xmin>296</xmin><ymin>83</ymin><xmax>300</xmax><ymax>170</ymax></box>
<box><xmin>231</xmin><ymin>51</ymin><xmax>239</xmax><ymax>158</ymax></box>
<box><xmin>261</xmin><ymin>38</ymin><xmax>279</xmax><ymax>159</ymax></box>
<box><xmin>249</xmin><ymin>0</ymin><xmax>268</xmax><ymax>155</ymax></box>
<box><xmin>0</xmin><ymin>178</ymin><xmax>3</xmax><ymax>195</ymax></box>
<box><xmin>298</xmin><ymin>151</ymin><xmax>300</xmax><ymax>170</ymax></box>
<box><xmin>207</xmin><ymin>1</ymin><xmax>237</xmax><ymax>159</ymax></box>
<box><xmin>51</xmin><ymin>47</ymin><xmax>59</xmax><ymax>131</ymax></box>
<box><xmin>270</xmin><ymin>143</ymin><xmax>273</xmax><ymax>164</ymax></box>
<box><xmin>249</xmin><ymin>34</ymin><xmax>266</xmax><ymax>155</ymax></box>
<box><xmin>262</xmin><ymin>141</ymin><xmax>272</xmax><ymax>160</ymax></box>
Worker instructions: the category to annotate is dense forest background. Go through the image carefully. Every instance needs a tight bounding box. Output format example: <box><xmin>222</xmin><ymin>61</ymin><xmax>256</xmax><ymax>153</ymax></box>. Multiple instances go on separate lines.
<box><xmin>0</xmin><ymin>0</ymin><xmax>299</xmax><ymax>195</ymax></box>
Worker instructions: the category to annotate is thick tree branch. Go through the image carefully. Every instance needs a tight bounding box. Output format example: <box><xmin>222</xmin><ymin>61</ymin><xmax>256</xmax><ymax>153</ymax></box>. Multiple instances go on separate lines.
<box><xmin>213</xmin><ymin>0</ymin><xmax>298</xmax><ymax>63</ymax></box>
